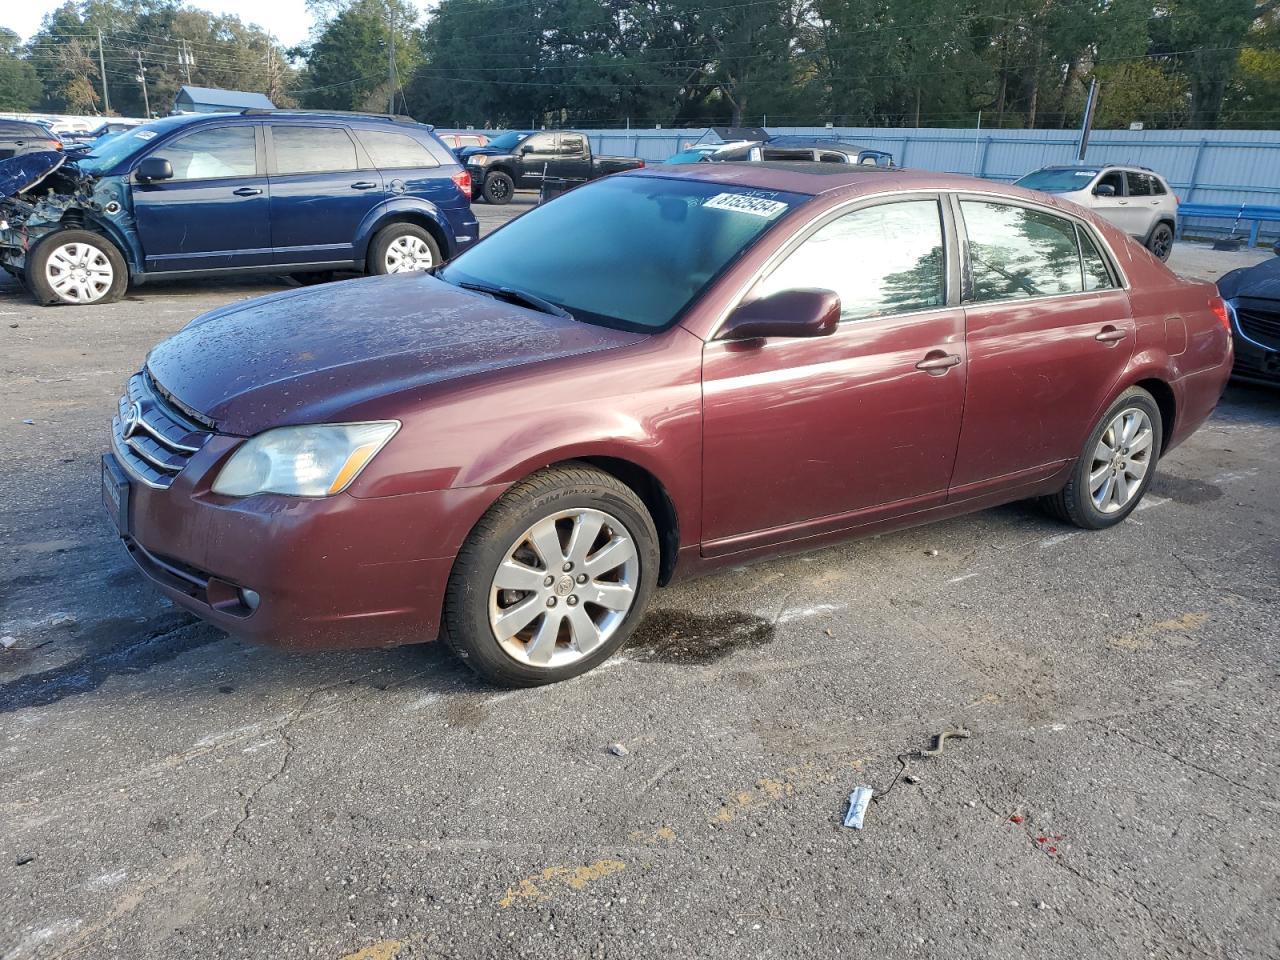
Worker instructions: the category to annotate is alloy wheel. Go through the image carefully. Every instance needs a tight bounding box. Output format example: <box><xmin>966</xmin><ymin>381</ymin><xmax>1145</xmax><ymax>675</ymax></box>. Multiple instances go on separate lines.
<box><xmin>1151</xmin><ymin>226</ymin><xmax>1173</xmax><ymax>260</ymax></box>
<box><xmin>488</xmin><ymin>177</ymin><xmax>510</xmax><ymax>201</ymax></box>
<box><xmin>383</xmin><ymin>234</ymin><xmax>435</xmax><ymax>273</ymax></box>
<box><xmin>45</xmin><ymin>241</ymin><xmax>114</xmax><ymax>304</ymax></box>
<box><xmin>488</xmin><ymin>508</ymin><xmax>639</xmax><ymax>669</ymax></box>
<box><xmin>1088</xmin><ymin>407</ymin><xmax>1154</xmax><ymax>513</ymax></box>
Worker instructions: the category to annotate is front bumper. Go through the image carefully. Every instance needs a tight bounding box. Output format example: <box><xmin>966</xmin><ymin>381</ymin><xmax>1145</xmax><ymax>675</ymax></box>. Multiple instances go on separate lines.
<box><xmin>103</xmin><ymin>436</ymin><xmax>504</xmax><ymax>652</ymax></box>
<box><xmin>1228</xmin><ymin>298</ymin><xmax>1280</xmax><ymax>386</ymax></box>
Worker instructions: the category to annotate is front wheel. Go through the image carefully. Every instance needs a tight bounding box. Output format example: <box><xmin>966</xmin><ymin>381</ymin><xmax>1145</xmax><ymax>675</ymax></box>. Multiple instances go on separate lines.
<box><xmin>482</xmin><ymin>171</ymin><xmax>514</xmax><ymax>205</ymax></box>
<box><xmin>443</xmin><ymin>464</ymin><xmax>659</xmax><ymax>687</ymax></box>
<box><xmin>1041</xmin><ymin>387</ymin><xmax>1162</xmax><ymax>529</ymax></box>
<box><xmin>1148</xmin><ymin>223</ymin><xmax>1174</xmax><ymax>261</ymax></box>
<box><xmin>27</xmin><ymin>230</ymin><xmax>128</xmax><ymax>306</ymax></box>
<box><xmin>367</xmin><ymin>223</ymin><xmax>440</xmax><ymax>275</ymax></box>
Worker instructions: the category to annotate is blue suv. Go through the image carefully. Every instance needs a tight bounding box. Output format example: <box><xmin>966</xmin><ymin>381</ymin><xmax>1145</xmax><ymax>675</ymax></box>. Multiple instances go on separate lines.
<box><xmin>0</xmin><ymin>110</ymin><xmax>479</xmax><ymax>306</ymax></box>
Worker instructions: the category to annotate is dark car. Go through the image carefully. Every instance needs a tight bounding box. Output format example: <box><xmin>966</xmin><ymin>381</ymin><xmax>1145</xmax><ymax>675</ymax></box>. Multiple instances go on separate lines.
<box><xmin>0</xmin><ymin>110</ymin><xmax>478</xmax><ymax>306</ymax></box>
<box><xmin>104</xmin><ymin>165</ymin><xmax>1232</xmax><ymax>686</ymax></box>
<box><xmin>0</xmin><ymin>119</ymin><xmax>62</xmax><ymax>160</ymax></box>
<box><xmin>710</xmin><ymin>136</ymin><xmax>895</xmax><ymax>167</ymax></box>
<box><xmin>461</xmin><ymin>130</ymin><xmax>644</xmax><ymax>204</ymax></box>
<box><xmin>1218</xmin><ymin>253</ymin><xmax>1280</xmax><ymax>385</ymax></box>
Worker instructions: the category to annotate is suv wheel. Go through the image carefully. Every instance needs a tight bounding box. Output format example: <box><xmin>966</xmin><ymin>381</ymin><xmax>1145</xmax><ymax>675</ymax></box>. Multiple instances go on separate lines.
<box><xmin>1148</xmin><ymin>223</ymin><xmax>1174</xmax><ymax>261</ymax></box>
<box><xmin>27</xmin><ymin>230</ymin><xmax>128</xmax><ymax>306</ymax></box>
<box><xmin>443</xmin><ymin>463</ymin><xmax>659</xmax><ymax>687</ymax></box>
<box><xmin>482</xmin><ymin>171</ymin><xmax>514</xmax><ymax>205</ymax></box>
<box><xmin>368</xmin><ymin>223</ymin><xmax>441</xmax><ymax>275</ymax></box>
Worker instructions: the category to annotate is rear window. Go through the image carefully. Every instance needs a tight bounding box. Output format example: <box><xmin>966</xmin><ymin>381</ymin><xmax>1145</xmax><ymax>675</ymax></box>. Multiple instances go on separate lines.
<box><xmin>357</xmin><ymin>130</ymin><xmax>438</xmax><ymax>169</ymax></box>
<box><xmin>0</xmin><ymin>121</ymin><xmax>49</xmax><ymax>138</ymax></box>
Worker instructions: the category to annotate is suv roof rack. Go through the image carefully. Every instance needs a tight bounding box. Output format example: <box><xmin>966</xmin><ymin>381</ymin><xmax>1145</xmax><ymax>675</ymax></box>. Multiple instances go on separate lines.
<box><xmin>239</xmin><ymin>108</ymin><xmax>424</xmax><ymax>126</ymax></box>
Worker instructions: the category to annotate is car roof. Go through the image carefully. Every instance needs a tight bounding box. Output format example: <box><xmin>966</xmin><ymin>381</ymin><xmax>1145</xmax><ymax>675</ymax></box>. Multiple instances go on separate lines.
<box><xmin>632</xmin><ymin>162</ymin><xmax>1010</xmax><ymax>196</ymax></box>
<box><xmin>1035</xmin><ymin>163</ymin><xmax>1163</xmax><ymax>176</ymax></box>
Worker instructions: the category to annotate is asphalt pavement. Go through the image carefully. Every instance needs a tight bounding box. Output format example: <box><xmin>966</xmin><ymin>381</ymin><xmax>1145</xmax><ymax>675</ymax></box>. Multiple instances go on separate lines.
<box><xmin>1</xmin><ymin>203</ymin><xmax>1278</xmax><ymax>959</ymax></box>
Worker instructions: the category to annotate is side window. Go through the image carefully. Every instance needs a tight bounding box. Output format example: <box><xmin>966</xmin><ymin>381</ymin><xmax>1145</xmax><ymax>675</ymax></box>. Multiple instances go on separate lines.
<box><xmin>756</xmin><ymin>200</ymin><xmax>946</xmax><ymax>322</ymax></box>
<box><xmin>559</xmin><ymin>134</ymin><xmax>585</xmax><ymax>154</ymax></box>
<box><xmin>156</xmin><ymin>126</ymin><xmax>256</xmax><ymax>180</ymax></box>
<box><xmin>524</xmin><ymin>133</ymin><xmax>557</xmax><ymax>154</ymax></box>
<box><xmin>356</xmin><ymin>130</ymin><xmax>438</xmax><ymax>169</ymax></box>
<box><xmin>961</xmin><ymin>200</ymin><xmax>1084</xmax><ymax>302</ymax></box>
<box><xmin>818</xmin><ymin>151</ymin><xmax>847</xmax><ymax>164</ymax></box>
<box><xmin>1149</xmin><ymin>176</ymin><xmax>1167</xmax><ymax>196</ymax></box>
<box><xmin>760</xmin><ymin>147</ymin><xmax>814</xmax><ymax>161</ymax></box>
<box><xmin>1096</xmin><ymin>171</ymin><xmax>1124</xmax><ymax>195</ymax></box>
<box><xmin>1125</xmin><ymin>171</ymin><xmax>1153</xmax><ymax>197</ymax></box>
<box><xmin>272</xmin><ymin>126</ymin><xmax>359</xmax><ymax>174</ymax></box>
<box><xmin>1077</xmin><ymin>226</ymin><xmax>1116</xmax><ymax>292</ymax></box>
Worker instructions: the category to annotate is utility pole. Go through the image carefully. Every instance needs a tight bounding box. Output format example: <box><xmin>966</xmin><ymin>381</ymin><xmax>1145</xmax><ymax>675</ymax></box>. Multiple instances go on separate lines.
<box><xmin>266</xmin><ymin>35</ymin><xmax>275</xmax><ymax>103</ymax></box>
<box><xmin>179</xmin><ymin>38</ymin><xmax>193</xmax><ymax>84</ymax></box>
<box><xmin>1077</xmin><ymin>79</ymin><xmax>1099</xmax><ymax>162</ymax></box>
<box><xmin>97</xmin><ymin>27</ymin><xmax>111</xmax><ymax>114</ymax></box>
<box><xmin>135</xmin><ymin>51</ymin><xmax>151</xmax><ymax>118</ymax></box>
<box><xmin>387</xmin><ymin>3</ymin><xmax>396</xmax><ymax>114</ymax></box>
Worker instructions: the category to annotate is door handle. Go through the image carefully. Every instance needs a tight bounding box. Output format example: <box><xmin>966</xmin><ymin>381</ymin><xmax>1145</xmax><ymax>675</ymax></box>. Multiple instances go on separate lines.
<box><xmin>350</xmin><ymin>181</ymin><xmax>378</xmax><ymax>190</ymax></box>
<box><xmin>232</xmin><ymin>187</ymin><xmax>262</xmax><ymax>197</ymax></box>
<box><xmin>1095</xmin><ymin>326</ymin><xmax>1127</xmax><ymax>343</ymax></box>
<box><xmin>915</xmin><ymin>352</ymin><xmax>962</xmax><ymax>375</ymax></box>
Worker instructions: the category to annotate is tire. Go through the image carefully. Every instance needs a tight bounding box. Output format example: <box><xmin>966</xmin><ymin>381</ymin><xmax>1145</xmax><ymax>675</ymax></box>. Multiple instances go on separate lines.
<box><xmin>26</xmin><ymin>229</ymin><xmax>128</xmax><ymax>306</ymax></box>
<box><xmin>367</xmin><ymin>223</ymin><xmax>441</xmax><ymax>276</ymax></box>
<box><xmin>1041</xmin><ymin>386</ymin><xmax>1162</xmax><ymax>530</ymax></box>
<box><xmin>443</xmin><ymin>463</ymin><xmax>660</xmax><ymax>687</ymax></box>
<box><xmin>482</xmin><ymin>171</ymin><xmax>515</xmax><ymax>205</ymax></box>
<box><xmin>1147</xmin><ymin>222</ymin><xmax>1174</xmax><ymax>261</ymax></box>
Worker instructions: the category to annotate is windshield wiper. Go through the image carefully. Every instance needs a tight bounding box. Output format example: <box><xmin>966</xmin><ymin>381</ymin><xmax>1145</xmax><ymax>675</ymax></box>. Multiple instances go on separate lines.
<box><xmin>456</xmin><ymin>280</ymin><xmax>574</xmax><ymax>319</ymax></box>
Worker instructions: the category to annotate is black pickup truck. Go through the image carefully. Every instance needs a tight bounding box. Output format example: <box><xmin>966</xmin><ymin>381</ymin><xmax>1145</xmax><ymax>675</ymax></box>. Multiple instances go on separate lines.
<box><xmin>459</xmin><ymin>130</ymin><xmax>645</xmax><ymax>204</ymax></box>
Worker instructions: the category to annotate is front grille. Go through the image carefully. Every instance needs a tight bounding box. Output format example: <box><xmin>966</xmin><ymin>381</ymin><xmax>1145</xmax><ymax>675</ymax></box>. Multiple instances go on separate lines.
<box><xmin>1235</xmin><ymin>302</ymin><xmax>1280</xmax><ymax>351</ymax></box>
<box><xmin>112</xmin><ymin>371</ymin><xmax>211</xmax><ymax>488</ymax></box>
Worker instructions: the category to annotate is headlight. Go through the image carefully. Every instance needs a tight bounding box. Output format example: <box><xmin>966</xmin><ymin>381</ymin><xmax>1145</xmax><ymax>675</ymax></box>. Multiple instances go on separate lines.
<box><xmin>212</xmin><ymin>421</ymin><xmax>399</xmax><ymax>498</ymax></box>
<box><xmin>467</xmin><ymin>155</ymin><xmax>489</xmax><ymax>166</ymax></box>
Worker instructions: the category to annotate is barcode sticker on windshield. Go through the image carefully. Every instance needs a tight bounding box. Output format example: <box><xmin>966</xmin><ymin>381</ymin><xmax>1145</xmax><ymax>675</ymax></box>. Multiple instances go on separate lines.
<box><xmin>134</xmin><ymin>130</ymin><xmax>157</xmax><ymax>140</ymax></box>
<box><xmin>703</xmin><ymin>193</ymin><xmax>789</xmax><ymax>218</ymax></box>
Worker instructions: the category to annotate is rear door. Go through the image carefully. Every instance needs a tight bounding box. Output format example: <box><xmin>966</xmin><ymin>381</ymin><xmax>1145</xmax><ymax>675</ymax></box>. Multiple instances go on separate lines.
<box><xmin>130</xmin><ymin>122</ymin><xmax>270</xmax><ymax>272</ymax></box>
<box><xmin>949</xmin><ymin>197</ymin><xmax>1134</xmax><ymax>497</ymax></box>
<box><xmin>266</xmin><ymin>123</ymin><xmax>381</xmax><ymax>265</ymax></box>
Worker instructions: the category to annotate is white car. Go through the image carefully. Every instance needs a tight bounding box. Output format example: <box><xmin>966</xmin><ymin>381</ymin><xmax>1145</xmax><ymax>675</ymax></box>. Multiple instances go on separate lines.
<box><xmin>1014</xmin><ymin>165</ymin><xmax>1178</xmax><ymax>261</ymax></box>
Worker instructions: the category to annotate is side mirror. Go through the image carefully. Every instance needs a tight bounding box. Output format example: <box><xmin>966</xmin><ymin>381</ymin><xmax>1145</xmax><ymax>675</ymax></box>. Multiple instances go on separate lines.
<box><xmin>519</xmin><ymin>144</ymin><xmax>535</xmax><ymax>155</ymax></box>
<box><xmin>136</xmin><ymin>156</ymin><xmax>174</xmax><ymax>182</ymax></box>
<box><xmin>1093</xmin><ymin>183</ymin><xmax>1116</xmax><ymax>197</ymax></box>
<box><xmin>719</xmin><ymin>289</ymin><xmax>841</xmax><ymax>341</ymax></box>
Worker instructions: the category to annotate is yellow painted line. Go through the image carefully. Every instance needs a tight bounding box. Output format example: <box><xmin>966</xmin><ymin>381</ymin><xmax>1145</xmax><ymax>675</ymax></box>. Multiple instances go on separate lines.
<box><xmin>499</xmin><ymin>859</ymin><xmax>626</xmax><ymax>908</ymax></box>
<box><xmin>339</xmin><ymin>940</ymin><xmax>403</xmax><ymax>960</ymax></box>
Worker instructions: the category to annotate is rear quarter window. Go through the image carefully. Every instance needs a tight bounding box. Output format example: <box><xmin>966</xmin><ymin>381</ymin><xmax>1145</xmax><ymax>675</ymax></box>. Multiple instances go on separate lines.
<box><xmin>357</xmin><ymin>130</ymin><xmax>440</xmax><ymax>169</ymax></box>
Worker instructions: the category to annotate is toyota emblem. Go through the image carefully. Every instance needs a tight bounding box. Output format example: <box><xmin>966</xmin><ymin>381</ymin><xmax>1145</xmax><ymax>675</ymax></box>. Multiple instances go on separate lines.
<box><xmin>121</xmin><ymin>401</ymin><xmax>143</xmax><ymax>439</ymax></box>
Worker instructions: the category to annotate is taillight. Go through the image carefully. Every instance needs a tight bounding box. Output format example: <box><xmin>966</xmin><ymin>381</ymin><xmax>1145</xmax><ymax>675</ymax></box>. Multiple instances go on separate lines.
<box><xmin>1209</xmin><ymin>296</ymin><xmax>1231</xmax><ymax>332</ymax></box>
<box><xmin>637</xmin><ymin>159</ymin><xmax>645</xmax><ymax>168</ymax></box>
<box><xmin>451</xmin><ymin>169</ymin><xmax>471</xmax><ymax>196</ymax></box>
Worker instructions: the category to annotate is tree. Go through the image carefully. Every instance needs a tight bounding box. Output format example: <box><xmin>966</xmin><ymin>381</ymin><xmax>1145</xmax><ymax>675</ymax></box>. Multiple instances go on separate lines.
<box><xmin>300</xmin><ymin>0</ymin><xmax>421</xmax><ymax>111</ymax></box>
<box><xmin>0</xmin><ymin>28</ymin><xmax>42</xmax><ymax>111</ymax></box>
<box><xmin>1161</xmin><ymin>0</ymin><xmax>1280</xmax><ymax>126</ymax></box>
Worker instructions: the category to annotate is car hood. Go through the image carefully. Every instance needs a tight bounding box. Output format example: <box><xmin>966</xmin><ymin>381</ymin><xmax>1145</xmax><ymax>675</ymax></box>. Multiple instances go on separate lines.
<box><xmin>145</xmin><ymin>273</ymin><xmax>647</xmax><ymax>435</ymax></box>
<box><xmin>0</xmin><ymin>151</ymin><xmax>66</xmax><ymax>197</ymax></box>
<box><xmin>1218</xmin><ymin>256</ymin><xmax>1280</xmax><ymax>301</ymax></box>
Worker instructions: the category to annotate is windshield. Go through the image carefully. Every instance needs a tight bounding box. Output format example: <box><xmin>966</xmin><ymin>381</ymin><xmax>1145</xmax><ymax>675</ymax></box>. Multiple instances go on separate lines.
<box><xmin>485</xmin><ymin>131</ymin><xmax>531</xmax><ymax>151</ymax></box>
<box><xmin>1015</xmin><ymin>167</ymin><xmax>1100</xmax><ymax>193</ymax></box>
<box><xmin>76</xmin><ymin>117</ymin><xmax>192</xmax><ymax>174</ymax></box>
<box><xmin>440</xmin><ymin>175</ymin><xmax>809</xmax><ymax>332</ymax></box>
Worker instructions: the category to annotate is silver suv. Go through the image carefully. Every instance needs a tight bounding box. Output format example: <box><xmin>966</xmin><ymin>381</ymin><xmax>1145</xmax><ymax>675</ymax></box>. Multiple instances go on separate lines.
<box><xmin>1014</xmin><ymin>165</ymin><xmax>1178</xmax><ymax>261</ymax></box>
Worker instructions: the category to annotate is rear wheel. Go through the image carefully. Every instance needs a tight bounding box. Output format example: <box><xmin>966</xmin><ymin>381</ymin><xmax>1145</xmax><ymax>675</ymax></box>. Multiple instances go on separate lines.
<box><xmin>443</xmin><ymin>464</ymin><xmax>659</xmax><ymax>687</ymax></box>
<box><xmin>27</xmin><ymin>230</ymin><xmax>127</xmax><ymax>306</ymax></box>
<box><xmin>368</xmin><ymin>223</ymin><xmax>440</xmax><ymax>275</ymax></box>
<box><xmin>482</xmin><ymin>171</ymin><xmax>514</xmax><ymax>205</ymax></box>
<box><xmin>1148</xmin><ymin>222</ymin><xmax>1174</xmax><ymax>261</ymax></box>
<box><xmin>1041</xmin><ymin>387</ymin><xmax>1162</xmax><ymax>529</ymax></box>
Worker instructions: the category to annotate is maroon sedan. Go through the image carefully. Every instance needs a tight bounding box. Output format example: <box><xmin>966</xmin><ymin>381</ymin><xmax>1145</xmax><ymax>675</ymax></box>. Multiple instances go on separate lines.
<box><xmin>103</xmin><ymin>165</ymin><xmax>1233</xmax><ymax>686</ymax></box>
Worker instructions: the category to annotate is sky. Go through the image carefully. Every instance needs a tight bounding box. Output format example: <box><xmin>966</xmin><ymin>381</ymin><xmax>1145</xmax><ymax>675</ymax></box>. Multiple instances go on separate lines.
<box><xmin>4</xmin><ymin>1</ymin><xmax>435</xmax><ymax>47</ymax></box>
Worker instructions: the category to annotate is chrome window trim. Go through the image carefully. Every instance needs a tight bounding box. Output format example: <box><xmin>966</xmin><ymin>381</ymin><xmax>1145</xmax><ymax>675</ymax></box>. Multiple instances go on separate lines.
<box><xmin>704</xmin><ymin>186</ymin><xmax>1131</xmax><ymax>341</ymax></box>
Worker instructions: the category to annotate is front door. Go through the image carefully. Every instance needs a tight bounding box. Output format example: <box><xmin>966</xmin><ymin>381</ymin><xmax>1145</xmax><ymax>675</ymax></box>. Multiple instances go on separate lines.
<box><xmin>700</xmin><ymin>197</ymin><xmax>967</xmax><ymax>555</ymax></box>
<box><xmin>1088</xmin><ymin>169</ymin><xmax>1146</xmax><ymax>237</ymax></box>
<box><xmin>267</xmin><ymin>124</ymin><xmax>382</xmax><ymax>265</ymax></box>
<box><xmin>555</xmin><ymin>133</ymin><xmax>592</xmax><ymax>183</ymax></box>
<box><xmin>949</xmin><ymin>198</ymin><xmax>1135</xmax><ymax>495</ymax></box>
<box><xmin>514</xmin><ymin>132</ymin><xmax>560</xmax><ymax>189</ymax></box>
<box><xmin>131</xmin><ymin>123</ymin><xmax>270</xmax><ymax>272</ymax></box>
